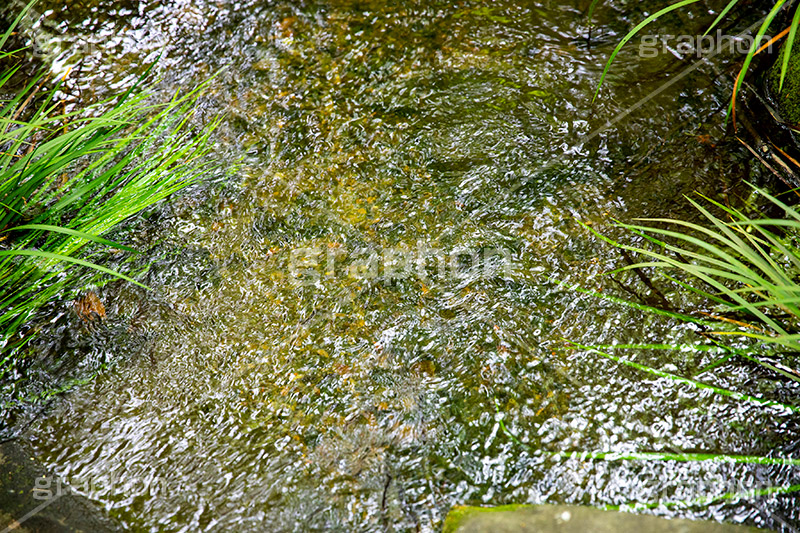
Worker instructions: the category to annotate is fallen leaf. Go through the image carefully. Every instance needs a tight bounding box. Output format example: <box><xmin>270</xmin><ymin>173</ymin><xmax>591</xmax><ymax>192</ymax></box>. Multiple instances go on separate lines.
<box><xmin>74</xmin><ymin>292</ymin><xmax>106</xmax><ymax>322</ymax></box>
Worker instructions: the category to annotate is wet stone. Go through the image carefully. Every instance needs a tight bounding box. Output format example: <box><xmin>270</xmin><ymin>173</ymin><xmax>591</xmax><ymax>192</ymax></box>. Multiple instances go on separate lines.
<box><xmin>0</xmin><ymin>440</ymin><xmax>121</xmax><ymax>533</ymax></box>
<box><xmin>443</xmin><ymin>504</ymin><xmax>768</xmax><ymax>533</ymax></box>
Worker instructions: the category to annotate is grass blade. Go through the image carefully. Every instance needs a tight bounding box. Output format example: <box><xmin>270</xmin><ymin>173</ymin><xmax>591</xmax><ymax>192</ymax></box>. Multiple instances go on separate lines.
<box><xmin>779</xmin><ymin>5</ymin><xmax>800</xmax><ymax>91</ymax></box>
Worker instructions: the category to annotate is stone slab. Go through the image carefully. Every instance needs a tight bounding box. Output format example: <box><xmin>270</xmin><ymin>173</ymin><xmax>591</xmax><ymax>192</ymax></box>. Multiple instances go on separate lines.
<box><xmin>444</xmin><ymin>504</ymin><xmax>768</xmax><ymax>533</ymax></box>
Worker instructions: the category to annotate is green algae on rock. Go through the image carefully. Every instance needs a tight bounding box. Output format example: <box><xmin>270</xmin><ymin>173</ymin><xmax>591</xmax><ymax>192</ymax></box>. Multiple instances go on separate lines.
<box><xmin>443</xmin><ymin>504</ymin><xmax>768</xmax><ymax>533</ymax></box>
<box><xmin>768</xmin><ymin>42</ymin><xmax>800</xmax><ymax>125</ymax></box>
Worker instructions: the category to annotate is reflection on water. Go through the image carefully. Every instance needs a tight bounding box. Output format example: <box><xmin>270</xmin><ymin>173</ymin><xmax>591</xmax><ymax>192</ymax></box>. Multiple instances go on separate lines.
<box><xmin>7</xmin><ymin>0</ymin><xmax>800</xmax><ymax>531</ymax></box>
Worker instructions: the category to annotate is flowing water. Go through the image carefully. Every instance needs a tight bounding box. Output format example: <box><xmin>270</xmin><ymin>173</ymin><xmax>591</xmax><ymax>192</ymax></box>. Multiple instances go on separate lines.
<box><xmin>5</xmin><ymin>0</ymin><xmax>800</xmax><ymax>531</ymax></box>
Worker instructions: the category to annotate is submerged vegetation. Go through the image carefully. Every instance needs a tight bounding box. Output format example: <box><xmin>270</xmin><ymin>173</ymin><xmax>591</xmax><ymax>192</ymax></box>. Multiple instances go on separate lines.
<box><xmin>559</xmin><ymin>186</ymin><xmax>800</xmax><ymax>507</ymax></box>
<box><xmin>0</xmin><ymin>12</ymin><xmax>218</xmax><ymax>397</ymax></box>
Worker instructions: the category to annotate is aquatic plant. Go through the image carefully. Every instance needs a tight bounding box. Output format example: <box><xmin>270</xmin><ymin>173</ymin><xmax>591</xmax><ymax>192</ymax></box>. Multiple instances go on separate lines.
<box><xmin>518</xmin><ymin>188</ymin><xmax>800</xmax><ymax>510</ymax></box>
<box><xmin>0</xmin><ymin>10</ymin><xmax>218</xmax><ymax>372</ymax></box>
<box><xmin>576</xmin><ymin>0</ymin><xmax>800</xmax><ymax>516</ymax></box>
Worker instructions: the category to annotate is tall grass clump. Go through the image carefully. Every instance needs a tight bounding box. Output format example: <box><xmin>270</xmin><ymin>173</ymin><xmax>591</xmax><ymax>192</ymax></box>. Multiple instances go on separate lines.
<box><xmin>0</xmin><ymin>12</ymin><xmax>218</xmax><ymax>383</ymax></box>
<box><xmin>592</xmin><ymin>184</ymin><xmax>800</xmax><ymax>379</ymax></box>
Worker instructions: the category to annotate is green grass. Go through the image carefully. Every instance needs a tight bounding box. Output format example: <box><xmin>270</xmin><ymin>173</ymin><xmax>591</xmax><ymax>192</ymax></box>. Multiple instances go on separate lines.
<box><xmin>578</xmin><ymin>7</ymin><xmax>800</xmax><ymax>510</ymax></box>
<box><xmin>587</xmin><ymin>184</ymin><xmax>800</xmax><ymax>371</ymax></box>
<box><xmin>0</xmin><ymin>11</ymin><xmax>219</xmax><ymax>385</ymax></box>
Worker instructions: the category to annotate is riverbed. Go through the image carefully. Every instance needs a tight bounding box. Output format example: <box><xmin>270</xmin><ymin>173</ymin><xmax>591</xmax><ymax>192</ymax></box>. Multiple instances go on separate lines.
<box><xmin>9</xmin><ymin>0</ymin><xmax>800</xmax><ymax>531</ymax></box>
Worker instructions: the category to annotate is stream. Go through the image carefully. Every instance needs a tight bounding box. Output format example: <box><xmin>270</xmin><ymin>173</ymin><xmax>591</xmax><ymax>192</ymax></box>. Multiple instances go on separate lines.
<box><xmin>5</xmin><ymin>0</ymin><xmax>800</xmax><ymax>531</ymax></box>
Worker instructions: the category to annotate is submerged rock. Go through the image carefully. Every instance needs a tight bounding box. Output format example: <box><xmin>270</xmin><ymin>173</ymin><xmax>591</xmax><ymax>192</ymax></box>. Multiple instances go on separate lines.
<box><xmin>443</xmin><ymin>504</ymin><xmax>767</xmax><ymax>533</ymax></box>
<box><xmin>0</xmin><ymin>440</ymin><xmax>121</xmax><ymax>533</ymax></box>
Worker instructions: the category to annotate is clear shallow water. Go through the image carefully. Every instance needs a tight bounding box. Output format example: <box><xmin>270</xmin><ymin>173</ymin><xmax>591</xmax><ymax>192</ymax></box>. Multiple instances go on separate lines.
<box><xmin>6</xmin><ymin>0</ymin><xmax>800</xmax><ymax>531</ymax></box>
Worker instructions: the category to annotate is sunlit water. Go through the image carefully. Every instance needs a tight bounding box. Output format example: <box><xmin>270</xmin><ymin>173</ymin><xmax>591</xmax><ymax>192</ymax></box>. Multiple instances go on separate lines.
<box><xmin>4</xmin><ymin>0</ymin><xmax>800</xmax><ymax>531</ymax></box>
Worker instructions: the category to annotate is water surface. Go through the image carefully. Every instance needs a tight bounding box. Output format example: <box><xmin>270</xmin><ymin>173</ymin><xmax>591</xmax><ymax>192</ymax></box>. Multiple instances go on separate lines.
<box><xmin>9</xmin><ymin>0</ymin><xmax>800</xmax><ymax>531</ymax></box>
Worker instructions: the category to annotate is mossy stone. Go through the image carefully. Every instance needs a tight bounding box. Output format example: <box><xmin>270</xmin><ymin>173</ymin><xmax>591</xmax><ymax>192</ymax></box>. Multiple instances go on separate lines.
<box><xmin>443</xmin><ymin>504</ymin><xmax>532</xmax><ymax>533</ymax></box>
<box><xmin>443</xmin><ymin>504</ymin><xmax>768</xmax><ymax>533</ymax></box>
<box><xmin>768</xmin><ymin>41</ymin><xmax>800</xmax><ymax>124</ymax></box>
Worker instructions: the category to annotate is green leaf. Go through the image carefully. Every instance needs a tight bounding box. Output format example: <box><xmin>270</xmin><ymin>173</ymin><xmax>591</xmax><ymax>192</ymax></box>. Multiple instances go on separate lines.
<box><xmin>729</xmin><ymin>0</ymin><xmax>789</xmax><ymax>118</ymax></box>
<box><xmin>779</xmin><ymin>5</ymin><xmax>800</xmax><ymax>91</ymax></box>
<box><xmin>587</xmin><ymin>0</ymin><xmax>603</xmax><ymax>26</ymax></box>
<box><xmin>703</xmin><ymin>0</ymin><xmax>742</xmax><ymax>36</ymax></box>
<box><xmin>570</xmin><ymin>341</ymin><xmax>799</xmax><ymax>412</ymax></box>
<box><xmin>4</xmin><ymin>224</ymin><xmax>137</xmax><ymax>252</ymax></box>
<box><xmin>0</xmin><ymin>249</ymin><xmax>149</xmax><ymax>289</ymax></box>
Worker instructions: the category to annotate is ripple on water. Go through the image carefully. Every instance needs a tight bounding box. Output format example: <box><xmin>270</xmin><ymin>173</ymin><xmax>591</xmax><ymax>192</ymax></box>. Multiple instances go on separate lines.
<box><xmin>14</xmin><ymin>0</ymin><xmax>800</xmax><ymax>531</ymax></box>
